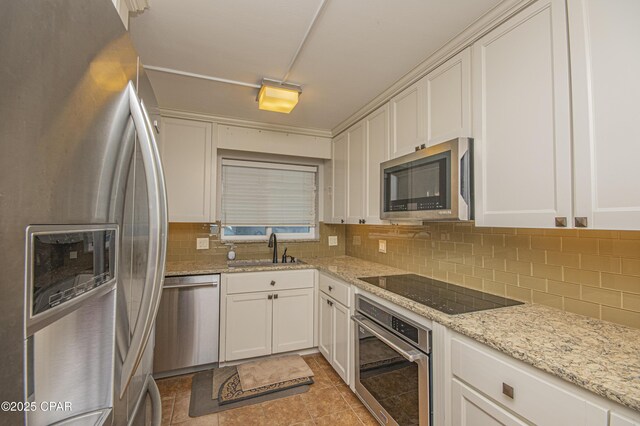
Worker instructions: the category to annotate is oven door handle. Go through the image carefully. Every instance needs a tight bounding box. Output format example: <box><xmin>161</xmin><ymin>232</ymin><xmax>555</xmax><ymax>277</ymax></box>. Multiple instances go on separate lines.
<box><xmin>352</xmin><ymin>314</ymin><xmax>427</xmax><ymax>363</ymax></box>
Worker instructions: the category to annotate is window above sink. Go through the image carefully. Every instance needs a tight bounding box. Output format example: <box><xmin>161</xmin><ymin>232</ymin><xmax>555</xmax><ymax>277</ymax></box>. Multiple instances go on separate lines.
<box><xmin>220</xmin><ymin>159</ymin><xmax>318</xmax><ymax>241</ymax></box>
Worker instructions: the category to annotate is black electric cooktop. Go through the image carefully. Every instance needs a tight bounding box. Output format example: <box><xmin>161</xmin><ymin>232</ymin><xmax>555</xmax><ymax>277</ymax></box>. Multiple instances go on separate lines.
<box><xmin>359</xmin><ymin>274</ymin><xmax>523</xmax><ymax>315</ymax></box>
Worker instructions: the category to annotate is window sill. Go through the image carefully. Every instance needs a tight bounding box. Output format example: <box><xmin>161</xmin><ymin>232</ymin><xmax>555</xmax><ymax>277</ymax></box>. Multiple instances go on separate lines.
<box><xmin>221</xmin><ymin>238</ymin><xmax>321</xmax><ymax>244</ymax></box>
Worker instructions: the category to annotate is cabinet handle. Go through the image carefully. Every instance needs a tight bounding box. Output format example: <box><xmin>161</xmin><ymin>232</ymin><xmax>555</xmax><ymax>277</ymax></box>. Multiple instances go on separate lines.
<box><xmin>270</xmin><ymin>280</ymin><xmax>276</xmax><ymax>286</ymax></box>
<box><xmin>341</xmin><ymin>219</ymin><xmax>345</xmax><ymax>224</ymax></box>
<box><xmin>268</xmin><ymin>294</ymin><xmax>273</xmax><ymax>300</ymax></box>
<box><xmin>574</xmin><ymin>217</ymin><xmax>588</xmax><ymax>228</ymax></box>
<box><xmin>554</xmin><ymin>217</ymin><xmax>567</xmax><ymax>227</ymax></box>
<box><xmin>502</xmin><ymin>383</ymin><xmax>514</xmax><ymax>399</ymax></box>
<box><xmin>274</xmin><ymin>294</ymin><xmax>278</xmax><ymax>299</ymax></box>
<box><xmin>328</xmin><ymin>286</ymin><xmax>333</xmax><ymax>291</ymax></box>
<box><xmin>328</xmin><ymin>300</ymin><xmax>333</xmax><ymax>307</ymax></box>
<box><xmin>361</xmin><ymin>219</ymin><xmax>366</xmax><ymax>224</ymax></box>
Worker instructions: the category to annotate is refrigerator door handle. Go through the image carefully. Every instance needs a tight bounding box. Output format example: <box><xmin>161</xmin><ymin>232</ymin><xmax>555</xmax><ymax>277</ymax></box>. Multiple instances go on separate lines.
<box><xmin>120</xmin><ymin>82</ymin><xmax>168</xmax><ymax>398</ymax></box>
<box><xmin>148</xmin><ymin>377</ymin><xmax>162</xmax><ymax>426</ymax></box>
<box><xmin>127</xmin><ymin>376</ymin><xmax>162</xmax><ymax>426</ymax></box>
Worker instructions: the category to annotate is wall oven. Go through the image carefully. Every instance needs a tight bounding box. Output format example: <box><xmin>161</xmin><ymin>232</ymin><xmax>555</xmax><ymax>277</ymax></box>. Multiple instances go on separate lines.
<box><xmin>381</xmin><ymin>137</ymin><xmax>473</xmax><ymax>221</ymax></box>
<box><xmin>353</xmin><ymin>295</ymin><xmax>431</xmax><ymax>426</ymax></box>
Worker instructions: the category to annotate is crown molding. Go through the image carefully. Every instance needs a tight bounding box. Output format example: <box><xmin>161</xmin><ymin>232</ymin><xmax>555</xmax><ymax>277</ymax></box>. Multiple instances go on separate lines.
<box><xmin>331</xmin><ymin>0</ymin><xmax>536</xmax><ymax>137</ymax></box>
<box><xmin>159</xmin><ymin>107</ymin><xmax>333</xmax><ymax>139</ymax></box>
<box><xmin>125</xmin><ymin>0</ymin><xmax>150</xmax><ymax>13</ymax></box>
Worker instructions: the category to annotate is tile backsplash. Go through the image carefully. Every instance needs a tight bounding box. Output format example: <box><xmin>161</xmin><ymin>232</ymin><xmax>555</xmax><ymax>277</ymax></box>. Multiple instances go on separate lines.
<box><xmin>346</xmin><ymin>223</ymin><xmax>640</xmax><ymax>329</ymax></box>
<box><xmin>167</xmin><ymin>222</ymin><xmax>346</xmax><ymax>264</ymax></box>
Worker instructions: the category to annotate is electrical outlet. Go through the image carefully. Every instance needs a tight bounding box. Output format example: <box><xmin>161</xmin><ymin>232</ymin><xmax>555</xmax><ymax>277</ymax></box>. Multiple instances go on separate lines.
<box><xmin>69</xmin><ymin>251</ymin><xmax>77</xmax><ymax>259</ymax></box>
<box><xmin>196</xmin><ymin>238</ymin><xmax>209</xmax><ymax>250</ymax></box>
<box><xmin>328</xmin><ymin>236</ymin><xmax>338</xmax><ymax>246</ymax></box>
<box><xmin>378</xmin><ymin>240</ymin><xmax>387</xmax><ymax>253</ymax></box>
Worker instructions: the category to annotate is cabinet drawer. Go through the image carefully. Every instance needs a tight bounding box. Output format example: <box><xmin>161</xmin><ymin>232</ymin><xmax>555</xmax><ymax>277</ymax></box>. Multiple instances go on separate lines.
<box><xmin>319</xmin><ymin>273</ymin><xmax>350</xmax><ymax>307</ymax></box>
<box><xmin>226</xmin><ymin>269</ymin><xmax>314</xmax><ymax>294</ymax></box>
<box><xmin>451</xmin><ymin>336</ymin><xmax>606</xmax><ymax>425</ymax></box>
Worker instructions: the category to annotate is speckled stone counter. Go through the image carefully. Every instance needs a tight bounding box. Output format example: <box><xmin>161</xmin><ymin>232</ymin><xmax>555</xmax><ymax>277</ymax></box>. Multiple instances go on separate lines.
<box><xmin>164</xmin><ymin>255</ymin><xmax>640</xmax><ymax>412</ymax></box>
<box><xmin>164</xmin><ymin>260</ymin><xmax>312</xmax><ymax>276</ymax></box>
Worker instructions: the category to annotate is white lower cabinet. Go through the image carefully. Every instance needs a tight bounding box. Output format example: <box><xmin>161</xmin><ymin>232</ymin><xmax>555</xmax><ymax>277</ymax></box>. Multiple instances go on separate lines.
<box><xmin>317</xmin><ymin>273</ymin><xmax>351</xmax><ymax>384</ymax></box>
<box><xmin>611</xmin><ymin>413</ymin><xmax>640</xmax><ymax>426</ymax></box>
<box><xmin>452</xmin><ymin>379</ymin><xmax>528</xmax><ymax>426</ymax></box>
<box><xmin>225</xmin><ymin>292</ymin><xmax>273</xmax><ymax>360</ymax></box>
<box><xmin>221</xmin><ymin>270</ymin><xmax>315</xmax><ymax>362</ymax></box>
<box><xmin>272</xmin><ymin>288</ymin><xmax>315</xmax><ymax>354</ymax></box>
<box><xmin>447</xmin><ymin>332</ymin><xmax>640</xmax><ymax>426</ymax></box>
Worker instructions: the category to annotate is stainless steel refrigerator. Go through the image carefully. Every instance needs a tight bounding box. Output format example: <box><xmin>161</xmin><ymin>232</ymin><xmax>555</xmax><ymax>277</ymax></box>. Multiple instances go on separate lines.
<box><xmin>0</xmin><ymin>1</ymin><xmax>168</xmax><ymax>425</ymax></box>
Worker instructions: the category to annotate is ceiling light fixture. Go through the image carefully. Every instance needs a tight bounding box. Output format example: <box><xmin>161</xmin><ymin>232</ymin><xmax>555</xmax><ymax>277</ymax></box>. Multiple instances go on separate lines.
<box><xmin>257</xmin><ymin>78</ymin><xmax>302</xmax><ymax>114</ymax></box>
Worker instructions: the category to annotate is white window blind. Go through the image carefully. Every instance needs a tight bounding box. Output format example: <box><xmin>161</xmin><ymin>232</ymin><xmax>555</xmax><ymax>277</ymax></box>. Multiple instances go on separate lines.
<box><xmin>221</xmin><ymin>159</ymin><xmax>317</xmax><ymax>226</ymax></box>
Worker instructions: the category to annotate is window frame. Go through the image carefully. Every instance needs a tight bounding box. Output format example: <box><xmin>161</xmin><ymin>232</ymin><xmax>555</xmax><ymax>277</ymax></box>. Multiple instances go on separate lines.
<box><xmin>221</xmin><ymin>225</ymin><xmax>317</xmax><ymax>242</ymax></box>
<box><xmin>219</xmin><ymin>158</ymin><xmax>319</xmax><ymax>242</ymax></box>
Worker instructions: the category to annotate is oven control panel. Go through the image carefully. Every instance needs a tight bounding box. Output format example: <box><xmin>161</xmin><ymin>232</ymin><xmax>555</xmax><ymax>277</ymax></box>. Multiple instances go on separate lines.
<box><xmin>357</xmin><ymin>295</ymin><xmax>430</xmax><ymax>352</ymax></box>
<box><xmin>391</xmin><ymin>316</ymin><xmax>419</xmax><ymax>344</ymax></box>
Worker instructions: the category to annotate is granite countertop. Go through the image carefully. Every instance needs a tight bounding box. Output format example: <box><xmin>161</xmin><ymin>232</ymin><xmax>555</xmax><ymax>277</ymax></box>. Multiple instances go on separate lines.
<box><xmin>164</xmin><ymin>260</ymin><xmax>312</xmax><ymax>276</ymax></box>
<box><xmin>164</xmin><ymin>255</ymin><xmax>640</xmax><ymax>412</ymax></box>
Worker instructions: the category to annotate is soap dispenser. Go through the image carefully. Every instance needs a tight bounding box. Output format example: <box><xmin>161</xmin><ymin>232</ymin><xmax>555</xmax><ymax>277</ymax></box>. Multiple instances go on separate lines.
<box><xmin>227</xmin><ymin>245</ymin><xmax>237</xmax><ymax>261</ymax></box>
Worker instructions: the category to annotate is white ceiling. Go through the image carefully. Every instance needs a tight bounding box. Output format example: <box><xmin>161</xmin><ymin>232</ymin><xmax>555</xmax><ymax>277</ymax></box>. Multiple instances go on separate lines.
<box><xmin>129</xmin><ymin>0</ymin><xmax>503</xmax><ymax>131</ymax></box>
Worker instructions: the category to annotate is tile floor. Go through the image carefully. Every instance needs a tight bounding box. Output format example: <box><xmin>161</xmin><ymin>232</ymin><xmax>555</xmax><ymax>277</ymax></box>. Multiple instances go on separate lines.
<box><xmin>156</xmin><ymin>353</ymin><xmax>380</xmax><ymax>425</ymax></box>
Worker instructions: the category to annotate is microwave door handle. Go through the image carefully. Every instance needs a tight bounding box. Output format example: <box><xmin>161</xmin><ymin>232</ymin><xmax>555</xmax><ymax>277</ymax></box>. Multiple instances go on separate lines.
<box><xmin>119</xmin><ymin>82</ymin><xmax>168</xmax><ymax>398</ymax></box>
<box><xmin>352</xmin><ymin>315</ymin><xmax>426</xmax><ymax>363</ymax></box>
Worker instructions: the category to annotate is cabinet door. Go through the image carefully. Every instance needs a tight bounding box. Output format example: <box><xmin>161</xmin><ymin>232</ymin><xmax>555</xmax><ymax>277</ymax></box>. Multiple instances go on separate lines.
<box><xmin>611</xmin><ymin>413</ymin><xmax>640</xmax><ymax>426</ymax></box>
<box><xmin>389</xmin><ymin>80</ymin><xmax>426</xmax><ymax>159</ymax></box>
<box><xmin>159</xmin><ymin>118</ymin><xmax>214</xmax><ymax>222</ymax></box>
<box><xmin>318</xmin><ymin>292</ymin><xmax>333</xmax><ymax>363</ymax></box>
<box><xmin>331</xmin><ymin>301</ymin><xmax>350</xmax><ymax>384</ymax></box>
<box><xmin>569</xmin><ymin>0</ymin><xmax>640</xmax><ymax>230</ymax></box>
<box><xmin>346</xmin><ymin>122</ymin><xmax>365</xmax><ymax>224</ymax></box>
<box><xmin>364</xmin><ymin>105</ymin><xmax>389</xmax><ymax>224</ymax></box>
<box><xmin>225</xmin><ymin>292</ymin><xmax>272</xmax><ymax>361</ymax></box>
<box><xmin>331</xmin><ymin>134</ymin><xmax>348</xmax><ymax>224</ymax></box>
<box><xmin>425</xmin><ymin>48</ymin><xmax>471</xmax><ymax>146</ymax></box>
<box><xmin>272</xmin><ymin>288</ymin><xmax>314</xmax><ymax>354</ymax></box>
<box><xmin>452</xmin><ymin>379</ymin><xmax>528</xmax><ymax>426</ymax></box>
<box><xmin>472</xmin><ymin>0</ymin><xmax>572</xmax><ymax>228</ymax></box>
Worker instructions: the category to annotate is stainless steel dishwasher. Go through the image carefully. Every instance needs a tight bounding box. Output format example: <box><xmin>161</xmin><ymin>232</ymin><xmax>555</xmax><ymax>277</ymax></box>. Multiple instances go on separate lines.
<box><xmin>153</xmin><ymin>274</ymin><xmax>220</xmax><ymax>377</ymax></box>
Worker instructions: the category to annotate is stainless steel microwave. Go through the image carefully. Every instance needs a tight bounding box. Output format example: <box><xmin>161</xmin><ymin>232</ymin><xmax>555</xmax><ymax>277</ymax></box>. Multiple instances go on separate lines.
<box><xmin>380</xmin><ymin>137</ymin><xmax>473</xmax><ymax>221</ymax></box>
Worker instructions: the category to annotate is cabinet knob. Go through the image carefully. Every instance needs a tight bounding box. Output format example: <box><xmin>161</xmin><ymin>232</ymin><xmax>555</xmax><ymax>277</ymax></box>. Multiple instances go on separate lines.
<box><xmin>361</xmin><ymin>219</ymin><xmax>366</xmax><ymax>224</ymax></box>
<box><xmin>341</xmin><ymin>219</ymin><xmax>345</xmax><ymax>224</ymax></box>
<box><xmin>328</xmin><ymin>286</ymin><xmax>333</xmax><ymax>291</ymax></box>
<box><xmin>274</xmin><ymin>294</ymin><xmax>278</xmax><ymax>299</ymax></box>
<box><xmin>554</xmin><ymin>217</ymin><xmax>567</xmax><ymax>227</ymax></box>
<box><xmin>270</xmin><ymin>280</ymin><xmax>276</xmax><ymax>286</ymax></box>
<box><xmin>268</xmin><ymin>294</ymin><xmax>273</xmax><ymax>300</ymax></box>
<box><xmin>575</xmin><ymin>217</ymin><xmax>588</xmax><ymax>228</ymax></box>
<box><xmin>502</xmin><ymin>383</ymin><xmax>514</xmax><ymax>399</ymax></box>
<box><xmin>328</xmin><ymin>300</ymin><xmax>333</xmax><ymax>307</ymax></box>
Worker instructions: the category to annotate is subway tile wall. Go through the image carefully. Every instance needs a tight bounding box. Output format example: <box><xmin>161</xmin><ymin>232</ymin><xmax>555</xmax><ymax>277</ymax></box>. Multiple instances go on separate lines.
<box><xmin>345</xmin><ymin>223</ymin><xmax>640</xmax><ymax>329</ymax></box>
<box><xmin>167</xmin><ymin>222</ymin><xmax>346</xmax><ymax>264</ymax></box>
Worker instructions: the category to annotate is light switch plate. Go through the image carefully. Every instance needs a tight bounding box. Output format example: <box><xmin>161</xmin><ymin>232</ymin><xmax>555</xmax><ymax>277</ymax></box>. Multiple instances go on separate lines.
<box><xmin>378</xmin><ymin>240</ymin><xmax>387</xmax><ymax>253</ymax></box>
<box><xmin>196</xmin><ymin>238</ymin><xmax>209</xmax><ymax>250</ymax></box>
<box><xmin>328</xmin><ymin>236</ymin><xmax>338</xmax><ymax>246</ymax></box>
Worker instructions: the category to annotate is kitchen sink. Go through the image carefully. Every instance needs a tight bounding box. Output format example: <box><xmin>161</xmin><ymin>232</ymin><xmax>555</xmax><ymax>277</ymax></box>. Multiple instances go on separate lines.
<box><xmin>226</xmin><ymin>259</ymin><xmax>304</xmax><ymax>268</ymax></box>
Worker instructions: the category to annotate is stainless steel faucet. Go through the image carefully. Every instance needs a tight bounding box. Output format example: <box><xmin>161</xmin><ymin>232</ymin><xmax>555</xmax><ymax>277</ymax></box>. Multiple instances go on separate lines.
<box><xmin>268</xmin><ymin>233</ymin><xmax>278</xmax><ymax>263</ymax></box>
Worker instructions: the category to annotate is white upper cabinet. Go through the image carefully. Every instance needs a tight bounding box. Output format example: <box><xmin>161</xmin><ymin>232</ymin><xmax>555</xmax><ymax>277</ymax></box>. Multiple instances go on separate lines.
<box><xmin>472</xmin><ymin>0</ymin><xmax>573</xmax><ymax>228</ymax></box>
<box><xmin>389</xmin><ymin>79</ymin><xmax>426</xmax><ymax>159</ymax></box>
<box><xmin>425</xmin><ymin>48</ymin><xmax>472</xmax><ymax>146</ymax></box>
<box><xmin>159</xmin><ymin>118</ymin><xmax>215</xmax><ymax>223</ymax></box>
<box><xmin>568</xmin><ymin>0</ymin><xmax>640</xmax><ymax>230</ymax></box>
<box><xmin>364</xmin><ymin>105</ymin><xmax>389</xmax><ymax>224</ymax></box>
<box><xmin>346</xmin><ymin>122</ymin><xmax>365</xmax><ymax>224</ymax></box>
<box><xmin>330</xmin><ymin>133</ymin><xmax>348</xmax><ymax>224</ymax></box>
